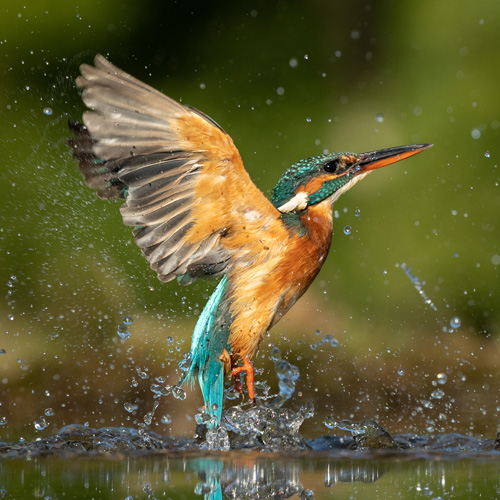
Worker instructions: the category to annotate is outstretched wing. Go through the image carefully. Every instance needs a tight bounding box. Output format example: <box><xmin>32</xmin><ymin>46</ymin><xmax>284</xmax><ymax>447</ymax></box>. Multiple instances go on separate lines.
<box><xmin>68</xmin><ymin>55</ymin><xmax>284</xmax><ymax>284</ymax></box>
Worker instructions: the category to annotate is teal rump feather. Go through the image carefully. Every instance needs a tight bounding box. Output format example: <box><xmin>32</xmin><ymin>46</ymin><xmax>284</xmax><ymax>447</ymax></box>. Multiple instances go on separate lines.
<box><xmin>181</xmin><ymin>276</ymin><xmax>230</xmax><ymax>423</ymax></box>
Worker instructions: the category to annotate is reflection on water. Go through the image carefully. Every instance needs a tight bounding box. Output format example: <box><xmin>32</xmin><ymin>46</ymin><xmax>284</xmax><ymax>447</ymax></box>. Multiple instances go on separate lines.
<box><xmin>1</xmin><ymin>450</ymin><xmax>500</xmax><ymax>499</ymax></box>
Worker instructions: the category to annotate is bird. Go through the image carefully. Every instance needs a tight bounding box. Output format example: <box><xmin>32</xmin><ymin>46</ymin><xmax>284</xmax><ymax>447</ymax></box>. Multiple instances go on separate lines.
<box><xmin>67</xmin><ymin>55</ymin><xmax>432</xmax><ymax>425</ymax></box>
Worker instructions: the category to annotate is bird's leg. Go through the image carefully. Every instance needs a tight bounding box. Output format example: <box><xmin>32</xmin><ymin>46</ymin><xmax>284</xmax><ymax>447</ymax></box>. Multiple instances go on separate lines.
<box><xmin>230</xmin><ymin>357</ymin><xmax>255</xmax><ymax>401</ymax></box>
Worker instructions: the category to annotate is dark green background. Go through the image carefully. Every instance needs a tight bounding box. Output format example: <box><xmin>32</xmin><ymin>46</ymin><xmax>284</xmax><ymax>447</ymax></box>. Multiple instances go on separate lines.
<box><xmin>1</xmin><ymin>1</ymin><xmax>500</xmax><ymax>441</ymax></box>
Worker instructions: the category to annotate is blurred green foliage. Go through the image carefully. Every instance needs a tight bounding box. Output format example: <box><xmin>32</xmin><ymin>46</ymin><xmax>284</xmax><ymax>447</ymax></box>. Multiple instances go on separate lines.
<box><xmin>1</xmin><ymin>0</ymin><xmax>500</xmax><ymax>440</ymax></box>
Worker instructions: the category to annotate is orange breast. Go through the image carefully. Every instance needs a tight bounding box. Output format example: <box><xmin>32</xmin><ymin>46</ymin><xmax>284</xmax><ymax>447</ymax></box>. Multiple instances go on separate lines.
<box><xmin>226</xmin><ymin>199</ymin><xmax>334</xmax><ymax>361</ymax></box>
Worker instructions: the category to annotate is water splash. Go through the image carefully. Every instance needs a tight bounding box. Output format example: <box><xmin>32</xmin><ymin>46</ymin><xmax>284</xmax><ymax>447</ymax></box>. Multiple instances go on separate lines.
<box><xmin>399</xmin><ymin>262</ymin><xmax>438</xmax><ymax>311</ymax></box>
<box><xmin>310</xmin><ymin>334</ymin><xmax>338</xmax><ymax>351</ymax></box>
<box><xmin>268</xmin><ymin>347</ymin><xmax>300</xmax><ymax>407</ymax></box>
<box><xmin>223</xmin><ymin>402</ymin><xmax>313</xmax><ymax>452</ymax></box>
<box><xmin>322</xmin><ymin>418</ymin><xmax>400</xmax><ymax>450</ymax></box>
<box><xmin>189</xmin><ymin>350</ymin><xmax>314</xmax><ymax>451</ymax></box>
<box><xmin>205</xmin><ymin>426</ymin><xmax>231</xmax><ymax>451</ymax></box>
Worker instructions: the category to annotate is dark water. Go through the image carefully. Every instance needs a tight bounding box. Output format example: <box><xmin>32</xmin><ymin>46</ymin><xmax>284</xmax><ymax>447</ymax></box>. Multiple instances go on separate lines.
<box><xmin>1</xmin><ymin>423</ymin><xmax>500</xmax><ymax>500</ymax></box>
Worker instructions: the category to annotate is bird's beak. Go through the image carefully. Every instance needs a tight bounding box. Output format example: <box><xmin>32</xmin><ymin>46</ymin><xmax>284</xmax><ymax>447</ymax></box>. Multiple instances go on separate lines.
<box><xmin>356</xmin><ymin>143</ymin><xmax>433</xmax><ymax>172</ymax></box>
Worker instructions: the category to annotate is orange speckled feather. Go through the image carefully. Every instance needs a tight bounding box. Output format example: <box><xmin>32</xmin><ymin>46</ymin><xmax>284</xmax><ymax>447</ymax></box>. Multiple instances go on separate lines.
<box><xmin>226</xmin><ymin>199</ymin><xmax>334</xmax><ymax>361</ymax></box>
<box><xmin>174</xmin><ymin>112</ymin><xmax>289</xmax><ymax>254</ymax></box>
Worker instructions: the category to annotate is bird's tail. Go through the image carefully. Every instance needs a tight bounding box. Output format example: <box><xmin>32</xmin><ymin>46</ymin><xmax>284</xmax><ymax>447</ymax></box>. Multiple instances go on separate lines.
<box><xmin>180</xmin><ymin>276</ymin><xmax>230</xmax><ymax>424</ymax></box>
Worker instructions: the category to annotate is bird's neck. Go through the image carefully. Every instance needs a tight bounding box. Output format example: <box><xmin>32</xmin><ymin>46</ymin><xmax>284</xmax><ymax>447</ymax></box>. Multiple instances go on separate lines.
<box><xmin>280</xmin><ymin>198</ymin><xmax>334</xmax><ymax>243</ymax></box>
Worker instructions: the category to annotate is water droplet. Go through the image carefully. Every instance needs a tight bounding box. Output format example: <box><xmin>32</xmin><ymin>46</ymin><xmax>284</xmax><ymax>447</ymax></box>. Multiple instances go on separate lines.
<box><xmin>195</xmin><ymin>411</ymin><xmax>212</xmax><ymax>425</ymax></box>
<box><xmin>178</xmin><ymin>356</ymin><xmax>190</xmax><ymax>374</ymax></box>
<box><xmin>484</xmin><ymin>151</ymin><xmax>491</xmax><ymax>158</ymax></box>
<box><xmin>375</xmin><ymin>113</ymin><xmax>384</xmax><ymax>123</ymax></box>
<box><xmin>143</xmin><ymin>411</ymin><xmax>154</xmax><ymax>426</ymax></box>
<box><xmin>437</xmin><ymin>373</ymin><xmax>448</xmax><ymax>385</ymax></box>
<box><xmin>44</xmin><ymin>408</ymin><xmax>55</xmax><ymax>417</ymax></box>
<box><xmin>43</xmin><ymin>107</ymin><xmax>53</xmax><ymax>116</ymax></box>
<box><xmin>450</xmin><ymin>316</ymin><xmax>461</xmax><ymax>329</ymax></box>
<box><xmin>123</xmin><ymin>316</ymin><xmax>133</xmax><ymax>325</ymax></box>
<box><xmin>150</xmin><ymin>384</ymin><xmax>172</xmax><ymax>397</ymax></box>
<box><xmin>7</xmin><ymin>314</ymin><xmax>14</xmax><ymax>321</ymax></box>
<box><xmin>172</xmin><ymin>386</ymin><xmax>186</xmax><ymax>400</ymax></box>
<box><xmin>343</xmin><ymin>225</ymin><xmax>351</xmax><ymax>235</ymax></box>
<box><xmin>354</xmin><ymin>208</ymin><xmax>360</xmax><ymax>217</ymax></box>
<box><xmin>117</xmin><ymin>324</ymin><xmax>131</xmax><ymax>340</ymax></box>
<box><xmin>324</xmin><ymin>416</ymin><xmax>337</xmax><ymax>429</ymax></box>
<box><xmin>0</xmin><ymin>349</ymin><xmax>6</xmax><ymax>355</ymax></box>
<box><xmin>471</xmin><ymin>128</ymin><xmax>481</xmax><ymax>139</ymax></box>
<box><xmin>161</xmin><ymin>414</ymin><xmax>172</xmax><ymax>425</ymax></box>
<box><xmin>34</xmin><ymin>416</ymin><xmax>49</xmax><ymax>431</ymax></box>
<box><xmin>0</xmin><ymin>416</ymin><xmax>8</xmax><ymax>425</ymax></box>
<box><xmin>306</xmin><ymin>117</ymin><xmax>312</xmax><ymax>123</ymax></box>
<box><xmin>276</xmin><ymin>86</ymin><xmax>285</xmax><ymax>96</ymax></box>
<box><xmin>124</xmin><ymin>402</ymin><xmax>138</xmax><ymax>413</ymax></box>
<box><xmin>431</xmin><ymin>389</ymin><xmax>445</xmax><ymax>400</ymax></box>
<box><xmin>397</xmin><ymin>368</ymin><xmax>405</xmax><ymax>376</ymax></box>
<box><xmin>289</xmin><ymin>58</ymin><xmax>298</xmax><ymax>68</ymax></box>
<box><xmin>322</xmin><ymin>334</ymin><xmax>338</xmax><ymax>347</ymax></box>
<box><xmin>270</xmin><ymin>346</ymin><xmax>282</xmax><ymax>361</ymax></box>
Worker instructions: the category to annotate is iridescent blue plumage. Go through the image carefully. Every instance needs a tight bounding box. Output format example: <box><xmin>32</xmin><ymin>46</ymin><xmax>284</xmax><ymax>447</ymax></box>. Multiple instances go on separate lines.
<box><xmin>181</xmin><ymin>276</ymin><xmax>230</xmax><ymax>423</ymax></box>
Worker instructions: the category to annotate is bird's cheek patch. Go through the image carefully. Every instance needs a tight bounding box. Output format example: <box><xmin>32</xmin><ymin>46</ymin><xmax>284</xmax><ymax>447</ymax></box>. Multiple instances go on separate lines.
<box><xmin>301</xmin><ymin>174</ymin><xmax>340</xmax><ymax>196</ymax></box>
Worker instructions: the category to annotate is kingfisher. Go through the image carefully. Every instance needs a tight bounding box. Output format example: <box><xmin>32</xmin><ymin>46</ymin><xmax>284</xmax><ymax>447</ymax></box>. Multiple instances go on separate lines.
<box><xmin>68</xmin><ymin>55</ymin><xmax>432</xmax><ymax>424</ymax></box>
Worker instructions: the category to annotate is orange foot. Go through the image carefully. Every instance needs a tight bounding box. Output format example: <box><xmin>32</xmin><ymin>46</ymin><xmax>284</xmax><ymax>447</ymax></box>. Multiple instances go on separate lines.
<box><xmin>230</xmin><ymin>357</ymin><xmax>255</xmax><ymax>401</ymax></box>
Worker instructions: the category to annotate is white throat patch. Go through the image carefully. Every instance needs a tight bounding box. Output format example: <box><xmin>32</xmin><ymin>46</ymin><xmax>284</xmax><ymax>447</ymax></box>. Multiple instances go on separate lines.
<box><xmin>328</xmin><ymin>171</ymin><xmax>371</xmax><ymax>205</ymax></box>
<box><xmin>277</xmin><ymin>191</ymin><xmax>309</xmax><ymax>213</ymax></box>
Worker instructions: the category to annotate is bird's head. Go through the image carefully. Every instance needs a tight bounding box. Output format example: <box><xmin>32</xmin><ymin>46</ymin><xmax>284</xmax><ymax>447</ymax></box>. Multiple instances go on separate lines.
<box><xmin>271</xmin><ymin>144</ymin><xmax>433</xmax><ymax>213</ymax></box>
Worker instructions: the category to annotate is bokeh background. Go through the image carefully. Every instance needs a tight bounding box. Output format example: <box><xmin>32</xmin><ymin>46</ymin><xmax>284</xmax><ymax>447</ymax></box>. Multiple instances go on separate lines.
<box><xmin>1</xmin><ymin>0</ymin><xmax>500</xmax><ymax>442</ymax></box>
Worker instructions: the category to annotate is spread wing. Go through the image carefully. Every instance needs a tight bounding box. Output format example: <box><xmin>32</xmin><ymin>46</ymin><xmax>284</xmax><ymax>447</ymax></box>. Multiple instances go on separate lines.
<box><xmin>68</xmin><ymin>55</ymin><xmax>285</xmax><ymax>284</ymax></box>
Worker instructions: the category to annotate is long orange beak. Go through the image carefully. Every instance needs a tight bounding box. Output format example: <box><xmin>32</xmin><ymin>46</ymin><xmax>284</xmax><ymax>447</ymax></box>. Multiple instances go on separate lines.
<box><xmin>357</xmin><ymin>143</ymin><xmax>433</xmax><ymax>172</ymax></box>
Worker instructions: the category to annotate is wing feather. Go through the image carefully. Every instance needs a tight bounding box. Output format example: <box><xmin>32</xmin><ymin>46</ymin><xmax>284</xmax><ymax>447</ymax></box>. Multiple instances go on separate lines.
<box><xmin>68</xmin><ymin>54</ymin><xmax>286</xmax><ymax>283</ymax></box>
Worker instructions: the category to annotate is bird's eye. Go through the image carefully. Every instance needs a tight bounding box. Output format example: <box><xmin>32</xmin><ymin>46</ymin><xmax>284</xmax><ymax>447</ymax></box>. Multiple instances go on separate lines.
<box><xmin>323</xmin><ymin>159</ymin><xmax>341</xmax><ymax>173</ymax></box>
